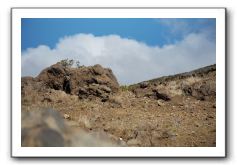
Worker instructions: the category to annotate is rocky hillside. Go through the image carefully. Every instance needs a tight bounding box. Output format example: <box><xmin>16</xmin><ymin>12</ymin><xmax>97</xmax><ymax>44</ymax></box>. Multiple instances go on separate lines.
<box><xmin>21</xmin><ymin>63</ymin><xmax>216</xmax><ymax>147</ymax></box>
<box><xmin>130</xmin><ymin>64</ymin><xmax>216</xmax><ymax>101</ymax></box>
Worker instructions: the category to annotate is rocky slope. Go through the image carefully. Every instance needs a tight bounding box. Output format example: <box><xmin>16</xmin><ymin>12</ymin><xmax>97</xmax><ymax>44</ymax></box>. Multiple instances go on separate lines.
<box><xmin>21</xmin><ymin>63</ymin><xmax>216</xmax><ymax>147</ymax></box>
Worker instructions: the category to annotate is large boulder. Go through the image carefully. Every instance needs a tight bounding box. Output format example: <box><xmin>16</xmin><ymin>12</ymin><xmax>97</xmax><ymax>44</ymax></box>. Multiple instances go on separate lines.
<box><xmin>22</xmin><ymin>62</ymin><xmax>120</xmax><ymax>100</ymax></box>
<box><xmin>21</xmin><ymin>109</ymin><xmax>126</xmax><ymax>147</ymax></box>
<box><xmin>132</xmin><ymin>81</ymin><xmax>170</xmax><ymax>101</ymax></box>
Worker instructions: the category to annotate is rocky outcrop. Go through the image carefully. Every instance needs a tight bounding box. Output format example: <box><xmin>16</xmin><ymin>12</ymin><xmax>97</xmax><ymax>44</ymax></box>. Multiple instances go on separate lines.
<box><xmin>130</xmin><ymin>64</ymin><xmax>216</xmax><ymax>101</ymax></box>
<box><xmin>22</xmin><ymin>62</ymin><xmax>119</xmax><ymax>101</ymax></box>
<box><xmin>181</xmin><ymin>80</ymin><xmax>216</xmax><ymax>101</ymax></box>
<box><xmin>132</xmin><ymin>83</ymin><xmax>170</xmax><ymax>101</ymax></box>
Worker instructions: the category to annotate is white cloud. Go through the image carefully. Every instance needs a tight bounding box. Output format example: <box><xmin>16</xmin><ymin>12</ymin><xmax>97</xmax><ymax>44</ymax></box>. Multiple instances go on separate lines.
<box><xmin>22</xmin><ymin>33</ymin><xmax>215</xmax><ymax>85</ymax></box>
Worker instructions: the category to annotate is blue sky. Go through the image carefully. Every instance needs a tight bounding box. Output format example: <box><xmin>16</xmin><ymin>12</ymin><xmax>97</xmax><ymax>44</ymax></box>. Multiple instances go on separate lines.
<box><xmin>21</xmin><ymin>18</ymin><xmax>215</xmax><ymax>51</ymax></box>
<box><xmin>21</xmin><ymin>18</ymin><xmax>216</xmax><ymax>85</ymax></box>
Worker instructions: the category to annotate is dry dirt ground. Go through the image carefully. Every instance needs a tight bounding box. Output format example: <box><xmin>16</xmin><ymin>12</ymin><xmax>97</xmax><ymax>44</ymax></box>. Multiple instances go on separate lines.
<box><xmin>21</xmin><ymin>65</ymin><xmax>216</xmax><ymax>147</ymax></box>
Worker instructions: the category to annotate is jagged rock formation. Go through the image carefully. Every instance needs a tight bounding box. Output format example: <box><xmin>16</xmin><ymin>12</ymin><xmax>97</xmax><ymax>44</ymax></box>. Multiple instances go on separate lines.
<box><xmin>22</xmin><ymin>62</ymin><xmax>119</xmax><ymax>101</ymax></box>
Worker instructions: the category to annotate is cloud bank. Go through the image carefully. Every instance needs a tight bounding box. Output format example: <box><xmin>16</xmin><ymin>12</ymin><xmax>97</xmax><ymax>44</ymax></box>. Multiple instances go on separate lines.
<box><xmin>22</xmin><ymin>33</ymin><xmax>215</xmax><ymax>85</ymax></box>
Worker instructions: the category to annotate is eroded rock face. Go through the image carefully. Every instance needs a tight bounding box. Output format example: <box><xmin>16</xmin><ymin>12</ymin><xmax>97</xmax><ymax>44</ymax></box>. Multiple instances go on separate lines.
<box><xmin>22</xmin><ymin>62</ymin><xmax>119</xmax><ymax>101</ymax></box>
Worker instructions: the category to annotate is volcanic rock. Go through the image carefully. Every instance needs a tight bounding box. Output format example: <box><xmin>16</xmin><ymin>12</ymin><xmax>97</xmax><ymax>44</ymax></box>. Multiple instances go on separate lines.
<box><xmin>22</xmin><ymin>62</ymin><xmax>119</xmax><ymax>101</ymax></box>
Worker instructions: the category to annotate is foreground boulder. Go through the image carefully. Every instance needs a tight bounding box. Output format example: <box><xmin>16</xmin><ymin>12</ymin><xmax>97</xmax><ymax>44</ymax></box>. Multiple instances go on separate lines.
<box><xmin>22</xmin><ymin>109</ymin><xmax>126</xmax><ymax>147</ymax></box>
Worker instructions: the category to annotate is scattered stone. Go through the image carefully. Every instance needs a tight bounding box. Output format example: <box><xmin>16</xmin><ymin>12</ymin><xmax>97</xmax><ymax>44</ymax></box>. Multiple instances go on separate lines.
<box><xmin>194</xmin><ymin>121</ymin><xmax>201</xmax><ymax>127</ymax></box>
<box><xmin>207</xmin><ymin>115</ymin><xmax>214</xmax><ymax>119</ymax></box>
<box><xmin>57</xmin><ymin>99</ymin><xmax>63</xmax><ymax>103</ymax></box>
<box><xmin>63</xmin><ymin>114</ymin><xmax>71</xmax><ymax>120</ymax></box>
<box><xmin>178</xmin><ymin>103</ymin><xmax>183</xmax><ymax>106</ymax></box>
<box><xmin>140</xmin><ymin>82</ymin><xmax>149</xmax><ymax>88</ymax></box>
<box><xmin>108</xmin><ymin>96</ymin><xmax>123</xmax><ymax>108</ymax></box>
<box><xmin>78</xmin><ymin>87</ymin><xmax>89</xmax><ymax>99</ymax></box>
<box><xmin>157</xmin><ymin>99</ymin><xmax>165</xmax><ymax>106</ymax></box>
<box><xmin>99</xmin><ymin>85</ymin><xmax>112</xmax><ymax>93</ymax></box>
<box><xmin>210</xmin><ymin>129</ymin><xmax>216</xmax><ymax>132</ymax></box>
<box><xmin>152</xmin><ymin>89</ymin><xmax>170</xmax><ymax>101</ymax></box>
<box><xmin>161</xmin><ymin>131</ymin><xmax>174</xmax><ymax>138</ymax></box>
<box><xmin>182</xmin><ymin>85</ymin><xmax>192</xmax><ymax>96</ymax></box>
<box><xmin>101</xmin><ymin>97</ymin><xmax>109</xmax><ymax>102</ymax></box>
<box><xmin>41</xmin><ymin>96</ymin><xmax>52</xmax><ymax>102</ymax></box>
<box><xmin>92</xmin><ymin>64</ymin><xmax>105</xmax><ymax>75</ymax></box>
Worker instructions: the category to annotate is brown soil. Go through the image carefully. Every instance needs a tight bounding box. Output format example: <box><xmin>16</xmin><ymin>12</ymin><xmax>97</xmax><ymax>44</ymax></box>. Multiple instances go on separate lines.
<box><xmin>21</xmin><ymin>64</ymin><xmax>216</xmax><ymax>147</ymax></box>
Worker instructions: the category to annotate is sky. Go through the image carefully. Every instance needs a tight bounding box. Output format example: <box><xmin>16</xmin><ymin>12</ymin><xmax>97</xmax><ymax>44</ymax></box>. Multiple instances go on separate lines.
<box><xmin>21</xmin><ymin>18</ymin><xmax>216</xmax><ymax>85</ymax></box>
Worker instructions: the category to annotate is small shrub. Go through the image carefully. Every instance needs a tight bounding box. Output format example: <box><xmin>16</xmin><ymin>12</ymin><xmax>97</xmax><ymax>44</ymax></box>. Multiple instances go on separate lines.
<box><xmin>60</xmin><ymin>59</ymin><xmax>74</xmax><ymax>68</ymax></box>
<box><xmin>120</xmin><ymin>85</ymin><xmax>130</xmax><ymax>91</ymax></box>
<box><xmin>76</xmin><ymin>60</ymin><xmax>81</xmax><ymax>68</ymax></box>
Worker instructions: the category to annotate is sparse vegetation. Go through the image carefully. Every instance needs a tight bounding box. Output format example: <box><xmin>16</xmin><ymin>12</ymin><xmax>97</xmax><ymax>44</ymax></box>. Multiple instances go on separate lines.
<box><xmin>59</xmin><ymin>59</ymin><xmax>82</xmax><ymax>68</ymax></box>
<box><xmin>120</xmin><ymin>85</ymin><xmax>130</xmax><ymax>91</ymax></box>
<box><xmin>76</xmin><ymin>60</ymin><xmax>81</xmax><ymax>68</ymax></box>
<box><xmin>60</xmin><ymin>58</ymin><xmax>74</xmax><ymax>68</ymax></box>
